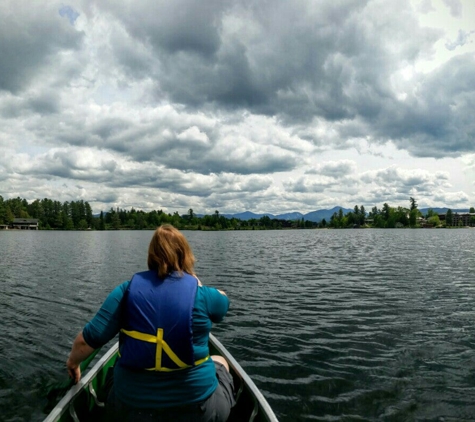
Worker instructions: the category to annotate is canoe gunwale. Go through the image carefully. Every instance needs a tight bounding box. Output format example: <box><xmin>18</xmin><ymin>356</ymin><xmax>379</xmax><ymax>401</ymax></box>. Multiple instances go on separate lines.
<box><xmin>43</xmin><ymin>343</ymin><xmax>119</xmax><ymax>422</ymax></box>
<box><xmin>44</xmin><ymin>335</ymin><xmax>278</xmax><ymax>422</ymax></box>
<box><xmin>209</xmin><ymin>333</ymin><xmax>278</xmax><ymax>422</ymax></box>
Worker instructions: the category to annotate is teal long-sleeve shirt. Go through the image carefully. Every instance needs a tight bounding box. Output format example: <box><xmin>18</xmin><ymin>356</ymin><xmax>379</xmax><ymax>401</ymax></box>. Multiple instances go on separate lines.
<box><xmin>82</xmin><ymin>279</ymin><xmax>229</xmax><ymax>408</ymax></box>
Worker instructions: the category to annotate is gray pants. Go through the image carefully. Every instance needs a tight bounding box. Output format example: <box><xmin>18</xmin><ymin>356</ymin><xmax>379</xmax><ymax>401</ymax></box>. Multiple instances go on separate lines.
<box><xmin>106</xmin><ymin>362</ymin><xmax>236</xmax><ymax>422</ymax></box>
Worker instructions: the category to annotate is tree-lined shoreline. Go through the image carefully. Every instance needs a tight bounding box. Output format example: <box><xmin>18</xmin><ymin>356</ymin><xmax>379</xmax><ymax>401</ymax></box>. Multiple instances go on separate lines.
<box><xmin>1</xmin><ymin>196</ymin><xmax>474</xmax><ymax>230</ymax></box>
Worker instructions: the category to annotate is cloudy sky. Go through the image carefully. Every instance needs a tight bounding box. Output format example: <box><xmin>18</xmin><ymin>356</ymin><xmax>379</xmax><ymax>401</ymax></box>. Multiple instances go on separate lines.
<box><xmin>1</xmin><ymin>0</ymin><xmax>474</xmax><ymax>215</ymax></box>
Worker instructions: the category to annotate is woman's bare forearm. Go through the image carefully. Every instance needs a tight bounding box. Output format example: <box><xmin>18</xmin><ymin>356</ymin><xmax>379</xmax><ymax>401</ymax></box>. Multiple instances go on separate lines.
<box><xmin>66</xmin><ymin>331</ymin><xmax>95</xmax><ymax>383</ymax></box>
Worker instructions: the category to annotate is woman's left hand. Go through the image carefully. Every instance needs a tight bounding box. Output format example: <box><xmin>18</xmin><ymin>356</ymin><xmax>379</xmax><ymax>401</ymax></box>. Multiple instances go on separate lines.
<box><xmin>67</xmin><ymin>359</ymin><xmax>81</xmax><ymax>384</ymax></box>
<box><xmin>66</xmin><ymin>331</ymin><xmax>95</xmax><ymax>384</ymax></box>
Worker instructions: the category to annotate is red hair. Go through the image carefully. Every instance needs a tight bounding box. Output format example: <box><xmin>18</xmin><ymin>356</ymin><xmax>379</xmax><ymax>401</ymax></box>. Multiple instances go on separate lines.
<box><xmin>147</xmin><ymin>224</ymin><xmax>195</xmax><ymax>278</ymax></box>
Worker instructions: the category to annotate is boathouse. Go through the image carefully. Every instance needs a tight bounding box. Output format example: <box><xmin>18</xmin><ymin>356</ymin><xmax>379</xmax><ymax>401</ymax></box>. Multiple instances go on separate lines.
<box><xmin>11</xmin><ymin>218</ymin><xmax>39</xmax><ymax>230</ymax></box>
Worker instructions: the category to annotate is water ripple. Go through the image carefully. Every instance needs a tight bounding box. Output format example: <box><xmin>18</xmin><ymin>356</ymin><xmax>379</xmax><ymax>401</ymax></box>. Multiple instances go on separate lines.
<box><xmin>2</xmin><ymin>229</ymin><xmax>475</xmax><ymax>420</ymax></box>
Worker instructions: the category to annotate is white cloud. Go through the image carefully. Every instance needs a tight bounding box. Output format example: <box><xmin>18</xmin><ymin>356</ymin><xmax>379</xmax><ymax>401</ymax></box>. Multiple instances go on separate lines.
<box><xmin>306</xmin><ymin>160</ymin><xmax>357</xmax><ymax>177</ymax></box>
<box><xmin>445</xmin><ymin>29</ymin><xmax>475</xmax><ymax>50</ymax></box>
<box><xmin>442</xmin><ymin>0</ymin><xmax>463</xmax><ymax>17</ymax></box>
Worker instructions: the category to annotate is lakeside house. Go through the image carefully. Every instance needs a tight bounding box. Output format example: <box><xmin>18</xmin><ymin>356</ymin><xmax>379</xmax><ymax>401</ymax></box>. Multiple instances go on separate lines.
<box><xmin>361</xmin><ymin>213</ymin><xmax>475</xmax><ymax>228</ymax></box>
<box><xmin>9</xmin><ymin>218</ymin><xmax>39</xmax><ymax>230</ymax></box>
<box><xmin>437</xmin><ymin>213</ymin><xmax>475</xmax><ymax>226</ymax></box>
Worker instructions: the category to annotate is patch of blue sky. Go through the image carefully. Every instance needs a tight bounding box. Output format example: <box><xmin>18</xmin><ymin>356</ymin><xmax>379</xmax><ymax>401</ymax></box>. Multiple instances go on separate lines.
<box><xmin>17</xmin><ymin>145</ymin><xmax>51</xmax><ymax>156</ymax></box>
<box><xmin>59</xmin><ymin>5</ymin><xmax>80</xmax><ymax>25</ymax></box>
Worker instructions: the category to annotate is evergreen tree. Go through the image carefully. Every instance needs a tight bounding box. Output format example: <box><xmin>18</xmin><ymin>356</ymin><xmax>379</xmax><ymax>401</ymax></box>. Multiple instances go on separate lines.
<box><xmin>382</xmin><ymin>203</ymin><xmax>391</xmax><ymax>221</ymax></box>
<box><xmin>110</xmin><ymin>210</ymin><xmax>121</xmax><ymax>229</ymax></box>
<box><xmin>409</xmin><ymin>209</ymin><xmax>418</xmax><ymax>227</ymax></box>
<box><xmin>85</xmin><ymin>202</ymin><xmax>93</xmax><ymax>227</ymax></box>
<box><xmin>329</xmin><ymin>212</ymin><xmax>337</xmax><ymax>228</ymax></box>
<box><xmin>7</xmin><ymin>197</ymin><xmax>27</xmax><ymax>217</ymax></box>
<box><xmin>136</xmin><ymin>212</ymin><xmax>146</xmax><ymax>229</ymax></box>
<box><xmin>369</xmin><ymin>206</ymin><xmax>379</xmax><ymax>218</ymax></box>
<box><xmin>0</xmin><ymin>196</ymin><xmax>6</xmax><ymax>224</ymax></box>
<box><xmin>359</xmin><ymin>205</ymin><xmax>366</xmax><ymax>225</ymax></box>
<box><xmin>99</xmin><ymin>211</ymin><xmax>106</xmax><ymax>230</ymax></box>
<box><xmin>446</xmin><ymin>209</ymin><xmax>453</xmax><ymax>226</ymax></box>
<box><xmin>5</xmin><ymin>206</ymin><xmax>14</xmax><ymax>223</ymax></box>
<box><xmin>77</xmin><ymin>219</ymin><xmax>88</xmax><ymax>230</ymax></box>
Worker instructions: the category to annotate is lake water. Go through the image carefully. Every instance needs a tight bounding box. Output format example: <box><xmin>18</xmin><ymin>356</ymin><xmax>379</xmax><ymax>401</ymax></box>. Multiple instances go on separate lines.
<box><xmin>1</xmin><ymin>229</ymin><xmax>475</xmax><ymax>421</ymax></box>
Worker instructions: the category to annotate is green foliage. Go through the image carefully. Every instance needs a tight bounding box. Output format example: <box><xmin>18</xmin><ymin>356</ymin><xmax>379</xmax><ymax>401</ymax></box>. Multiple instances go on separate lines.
<box><xmin>446</xmin><ymin>209</ymin><xmax>453</xmax><ymax>226</ymax></box>
<box><xmin>369</xmin><ymin>206</ymin><xmax>379</xmax><ymax>218</ymax></box>
<box><xmin>99</xmin><ymin>211</ymin><xmax>106</xmax><ymax>230</ymax></box>
<box><xmin>2</xmin><ymin>195</ymin><xmax>469</xmax><ymax>231</ymax></box>
<box><xmin>360</xmin><ymin>206</ymin><xmax>366</xmax><ymax>223</ymax></box>
<box><xmin>1</xmin><ymin>196</ymin><xmax>95</xmax><ymax>230</ymax></box>
<box><xmin>427</xmin><ymin>215</ymin><xmax>441</xmax><ymax>226</ymax></box>
<box><xmin>77</xmin><ymin>219</ymin><xmax>88</xmax><ymax>230</ymax></box>
<box><xmin>382</xmin><ymin>203</ymin><xmax>391</xmax><ymax>221</ymax></box>
<box><xmin>409</xmin><ymin>209</ymin><xmax>418</xmax><ymax>227</ymax></box>
<box><xmin>0</xmin><ymin>196</ymin><xmax>6</xmax><ymax>224</ymax></box>
<box><xmin>110</xmin><ymin>209</ymin><xmax>121</xmax><ymax>230</ymax></box>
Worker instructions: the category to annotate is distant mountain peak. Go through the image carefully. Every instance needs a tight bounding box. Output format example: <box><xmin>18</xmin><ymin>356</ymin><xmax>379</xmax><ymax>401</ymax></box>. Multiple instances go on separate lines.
<box><xmin>221</xmin><ymin>207</ymin><xmax>352</xmax><ymax>222</ymax></box>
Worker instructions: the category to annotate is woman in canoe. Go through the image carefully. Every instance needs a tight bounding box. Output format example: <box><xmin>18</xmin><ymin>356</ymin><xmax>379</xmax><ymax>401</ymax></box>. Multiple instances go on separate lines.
<box><xmin>66</xmin><ymin>224</ymin><xmax>235</xmax><ymax>421</ymax></box>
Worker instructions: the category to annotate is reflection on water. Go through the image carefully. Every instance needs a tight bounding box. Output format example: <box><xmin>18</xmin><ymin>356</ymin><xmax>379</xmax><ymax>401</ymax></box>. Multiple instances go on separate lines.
<box><xmin>1</xmin><ymin>229</ymin><xmax>475</xmax><ymax>421</ymax></box>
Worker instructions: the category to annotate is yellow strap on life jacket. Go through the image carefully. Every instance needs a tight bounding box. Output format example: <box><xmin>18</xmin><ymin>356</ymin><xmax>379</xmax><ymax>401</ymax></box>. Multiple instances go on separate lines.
<box><xmin>120</xmin><ymin>328</ymin><xmax>209</xmax><ymax>371</ymax></box>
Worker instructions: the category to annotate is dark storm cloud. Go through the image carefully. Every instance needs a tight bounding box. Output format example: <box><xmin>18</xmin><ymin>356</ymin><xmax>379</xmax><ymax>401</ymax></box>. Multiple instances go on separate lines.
<box><xmin>111</xmin><ymin>32</ymin><xmax>153</xmax><ymax>79</ymax></box>
<box><xmin>8</xmin><ymin>145</ymin><xmax>274</xmax><ymax>200</ymax></box>
<box><xmin>122</xmin><ymin>170</ymin><xmax>269</xmax><ymax>200</ymax></box>
<box><xmin>27</xmin><ymin>90</ymin><xmax>61</xmax><ymax>114</ymax></box>
<box><xmin>3</xmin><ymin>0</ymin><xmax>469</xmax><ymax>167</ymax></box>
<box><xmin>107</xmin><ymin>169</ymin><xmax>194</xmax><ymax>194</ymax></box>
<box><xmin>99</xmin><ymin>0</ymin><xmax>227</xmax><ymax>98</ymax></box>
<box><xmin>110</xmin><ymin>0</ymin><xmax>225</xmax><ymax>57</ymax></box>
<box><xmin>148</xmin><ymin>145</ymin><xmax>296</xmax><ymax>175</ymax></box>
<box><xmin>35</xmin><ymin>109</ymin><xmax>298</xmax><ymax>175</ymax></box>
<box><xmin>94</xmin><ymin>0</ymin><xmax>475</xmax><ymax>159</ymax></box>
<box><xmin>99</xmin><ymin>0</ymin><xmax>371</xmax><ymax>115</ymax></box>
<box><xmin>0</xmin><ymin>3</ymin><xmax>83</xmax><ymax>93</ymax></box>
<box><xmin>374</xmin><ymin>53</ymin><xmax>475</xmax><ymax>157</ymax></box>
<box><xmin>0</xmin><ymin>90</ymin><xmax>60</xmax><ymax>118</ymax></box>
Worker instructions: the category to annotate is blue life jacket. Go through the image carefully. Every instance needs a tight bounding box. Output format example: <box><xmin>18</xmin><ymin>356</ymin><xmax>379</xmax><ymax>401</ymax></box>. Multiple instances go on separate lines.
<box><xmin>118</xmin><ymin>270</ymin><xmax>208</xmax><ymax>371</ymax></box>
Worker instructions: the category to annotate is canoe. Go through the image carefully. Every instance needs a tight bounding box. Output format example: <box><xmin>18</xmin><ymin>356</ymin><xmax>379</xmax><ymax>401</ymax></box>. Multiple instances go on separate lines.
<box><xmin>44</xmin><ymin>333</ymin><xmax>278</xmax><ymax>422</ymax></box>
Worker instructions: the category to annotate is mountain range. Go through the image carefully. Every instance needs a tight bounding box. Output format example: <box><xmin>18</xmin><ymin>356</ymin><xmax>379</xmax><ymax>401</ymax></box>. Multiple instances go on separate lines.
<box><xmin>220</xmin><ymin>207</ymin><xmax>352</xmax><ymax>222</ymax></box>
<box><xmin>220</xmin><ymin>207</ymin><xmax>471</xmax><ymax>223</ymax></box>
